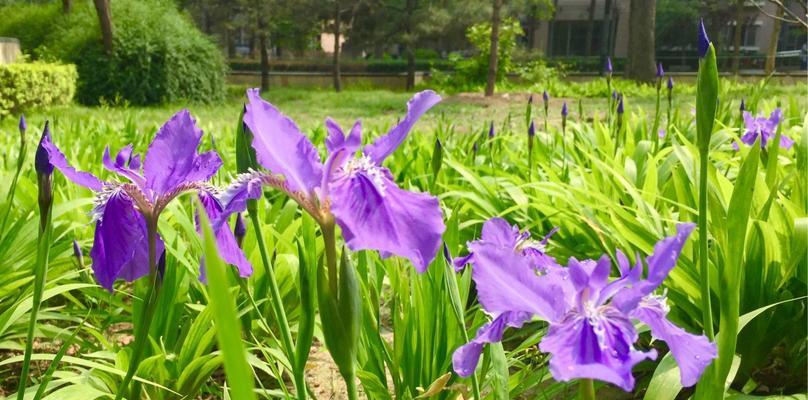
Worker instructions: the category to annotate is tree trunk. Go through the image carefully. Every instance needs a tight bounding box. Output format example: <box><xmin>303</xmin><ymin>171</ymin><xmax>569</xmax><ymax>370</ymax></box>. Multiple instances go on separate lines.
<box><xmin>93</xmin><ymin>0</ymin><xmax>114</xmax><ymax>54</ymax></box>
<box><xmin>585</xmin><ymin>0</ymin><xmax>596</xmax><ymax>56</ymax></box>
<box><xmin>764</xmin><ymin>6</ymin><xmax>784</xmax><ymax>74</ymax></box>
<box><xmin>625</xmin><ymin>0</ymin><xmax>656</xmax><ymax>83</ymax></box>
<box><xmin>405</xmin><ymin>0</ymin><xmax>416</xmax><ymax>90</ymax></box>
<box><xmin>600</xmin><ymin>0</ymin><xmax>613</xmax><ymax>74</ymax></box>
<box><xmin>406</xmin><ymin>50</ymin><xmax>416</xmax><ymax>90</ymax></box>
<box><xmin>63</xmin><ymin>0</ymin><xmax>72</xmax><ymax>14</ymax></box>
<box><xmin>226</xmin><ymin>28</ymin><xmax>236</xmax><ymax>59</ymax></box>
<box><xmin>731</xmin><ymin>0</ymin><xmax>743</xmax><ymax>75</ymax></box>
<box><xmin>485</xmin><ymin>0</ymin><xmax>502</xmax><ymax>97</ymax></box>
<box><xmin>260</xmin><ymin>32</ymin><xmax>270</xmax><ymax>92</ymax></box>
<box><xmin>333</xmin><ymin>0</ymin><xmax>342</xmax><ymax>92</ymax></box>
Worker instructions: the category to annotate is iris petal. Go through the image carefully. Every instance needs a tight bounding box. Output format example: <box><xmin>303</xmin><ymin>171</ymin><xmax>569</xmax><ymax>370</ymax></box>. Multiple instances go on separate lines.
<box><xmin>143</xmin><ymin>109</ymin><xmax>222</xmax><ymax>196</ymax></box>
<box><xmin>539</xmin><ymin>308</ymin><xmax>656</xmax><ymax>391</ymax></box>
<box><xmin>466</xmin><ymin>241</ymin><xmax>568</xmax><ymax>321</ymax></box>
<box><xmin>102</xmin><ymin>145</ymin><xmax>145</xmax><ymax>187</ymax></box>
<box><xmin>630</xmin><ymin>296</ymin><xmax>716</xmax><ymax>387</ymax></box>
<box><xmin>329</xmin><ymin>167</ymin><xmax>444</xmax><ymax>273</ymax></box>
<box><xmin>325</xmin><ymin>118</ymin><xmax>362</xmax><ymax>155</ymax></box>
<box><xmin>197</xmin><ymin>192</ymin><xmax>253</xmax><ymax>278</ymax></box>
<box><xmin>41</xmin><ymin>133</ymin><xmax>105</xmax><ymax>191</ymax></box>
<box><xmin>452</xmin><ymin>311</ymin><xmax>532</xmax><ymax>377</ymax></box>
<box><xmin>480</xmin><ymin>217</ymin><xmax>520</xmax><ymax>248</ymax></box>
<box><xmin>90</xmin><ymin>191</ymin><xmax>164</xmax><ymax>291</ymax></box>
<box><xmin>245</xmin><ymin>88</ymin><xmax>323</xmax><ymax>193</ymax></box>
<box><xmin>363</xmin><ymin>90</ymin><xmax>441</xmax><ymax>164</ymax></box>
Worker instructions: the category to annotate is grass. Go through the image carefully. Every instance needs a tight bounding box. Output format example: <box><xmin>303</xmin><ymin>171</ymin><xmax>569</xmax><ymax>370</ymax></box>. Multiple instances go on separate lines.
<box><xmin>1</xmin><ymin>79</ymin><xmax>806</xmax><ymax>399</ymax></box>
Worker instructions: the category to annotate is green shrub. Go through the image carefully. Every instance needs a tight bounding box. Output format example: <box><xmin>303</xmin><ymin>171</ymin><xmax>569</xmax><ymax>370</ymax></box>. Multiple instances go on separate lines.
<box><xmin>0</xmin><ymin>3</ymin><xmax>61</xmax><ymax>55</ymax></box>
<box><xmin>0</xmin><ymin>0</ymin><xmax>226</xmax><ymax>105</ymax></box>
<box><xmin>0</xmin><ymin>62</ymin><xmax>76</xmax><ymax>117</ymax></box>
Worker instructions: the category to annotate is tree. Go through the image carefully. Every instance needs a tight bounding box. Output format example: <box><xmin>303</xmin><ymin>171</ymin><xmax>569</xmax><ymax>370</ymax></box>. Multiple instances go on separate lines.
<box><xmin>625</xmin><ymin>0</ymin><xmax>656</xmax><ymax>83</ymax></box>
<box><xmin>93</xmin><ymin>0</ymin><xmax>114</xmax><ymax>54</ymax></box>
<box><xmin>585</xmin><ymin>0</ymin><xmax>597</xmax><ymax>56</ymax></box>
<box><xmin>485</xmin><ymin>0</ymin><xmax>502</xmax><ymax>97</ymax></box>
<box><xmin>764</xmin><ymin>5</ymin><xmax>785</xmax><ymax>74</ymax></box>
<box><xmin>731</xmin><ymin>0</ymin><xmax>743</xmax><ymax>74</ymax></box>
<box><xmin>333</xmin><ymin>0</ymin><xmax>342</xmax><ymax>91</ymax></box>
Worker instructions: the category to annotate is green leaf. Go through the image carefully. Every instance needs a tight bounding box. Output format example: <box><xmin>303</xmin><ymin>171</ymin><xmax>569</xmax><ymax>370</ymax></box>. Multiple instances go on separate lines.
<box><xmin>197</xmin><ymin>199</ymin><xmax>256</xmax><ymax>400</ymax></box>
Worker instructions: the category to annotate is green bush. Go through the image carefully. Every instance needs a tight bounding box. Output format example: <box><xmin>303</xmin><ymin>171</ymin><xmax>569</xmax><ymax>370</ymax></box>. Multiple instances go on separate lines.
<box><xmin>0</xmin><ymin>0</ymin><xmax>226</xmax><ymax>105</ymax></box>
<box><xmin>0</xmin><ymin>62</ymin><xmax>76</xmax><ymax>117</ymax></box>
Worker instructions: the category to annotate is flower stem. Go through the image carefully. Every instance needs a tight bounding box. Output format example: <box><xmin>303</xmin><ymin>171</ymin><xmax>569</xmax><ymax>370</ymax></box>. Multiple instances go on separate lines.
<box><xmin>652</xmin><ymin>86</ymin><xmax>661</xmax><ymax>152</ymax></box>
<box><xmin>579</xmin><ymin>379</ymin><xmax>596</xmax><ymax>400</ymax></box>
<box><xmin>16</xmin><ymin>190</ymin><xmax>51</xmax><ymax>400</ymax></box>
<box><xmin>115</xmin><ymin>219</ymin><xmax>161</xmax><ymax>400</ymax></box>
<box><xmin>321</xmin><ymin>217</ymin><xmax>338</xmax><ymax>296</ymax></box>
<box><xmin>246</xmin><ymin>205</ymin><xmax>305</xmax><ymax>399</ymax></box>
<box><xmin>345</xmin><ymin>376</ymin><xmax>359</xmax><ymax>400</ymax></box>
<box><xmin>698</xmin><ymin>149</ymin><xmax>715</xmax><ymax>340</ymax></box>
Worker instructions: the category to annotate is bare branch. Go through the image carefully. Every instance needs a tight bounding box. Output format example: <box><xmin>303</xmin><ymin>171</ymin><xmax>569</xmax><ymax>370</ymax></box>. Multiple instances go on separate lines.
<box><xmin>752</xmin><ymin>0</ymin><xmax>807</xmax><ymax>28</ymax></box>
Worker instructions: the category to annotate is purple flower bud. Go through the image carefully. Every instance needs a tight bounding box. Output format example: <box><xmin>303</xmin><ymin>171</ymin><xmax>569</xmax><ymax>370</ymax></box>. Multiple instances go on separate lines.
<box><xmin>612</xmin><ymin>90</ymin><xmax>618</xmax><ymax>100</ymax></box>
<box><xmin>739</xmin><ymin>98</ymin><xmax>745</xmax><ymax>112</ymax></box>
<box><xmin>442</xmin><ymin>243</ymin><xmax>453</xmax><ymax>264</ymax></box>
<box><xmin>488</xmin><ymin>121</ymin><xmax>495</xmax><ymax>138</ymax></box>
<box><xmin>542</xmin><ymin>90</ymin><xmax>549</xmax><ymax>103</ymax></box>
<box><xmin>561</xmin><ymin>102</ymin><xmax>568</xmax><ymax>117</ymax></box>
<box><xmin>35</xmin><ymin>122</ymin><xmax>54</xmax><ymax>176</ymax></box>
<box><xmin>605</xmin><ymin>57</ymin><xmax>613</xmax><ymax>73</ymax></box>
<box><xmin>472</xmin><ymin>141</ymin><xmax>479</xmax><ymax>155</ymax></box>
<box><xmin>667</xmin><ymin>76</ymin><xmax>674</xmax><ymax>90</ymax></box>
<box><xmin>656</xmin><ymin>62</ymin><xmax>664</xmax><ymax>78</ymax></box>
<box><xmin>528</xmin><ymin>121</ymin><xmax>535</xmax><ymax>137</ymax></box>
<box><xmin>617</xmin><ymin>98</ymin><xmax>624</xmax><ymax>114</ymax></box>
<box><xmin>157</xmin><ymin>250</ymin><xmax>166</xmax><ymax>280</ymax></box>
<box><xmin>234</xmin><ymin>212</ymin><xmax>246</xmax><ymax>243</ymax></box>
<box><xmin>72</xmin><ymin>239</ymin><xmax>84</xmax><ymax>267</ymax></box>
<box><xmin>698</xmin><ymin>18</ymin><xmax>710</xmax><ymax>58</ymax></box>
<box><xmin>19</xmin><ymin>114</ymin><xmax>26</xmax><ymax>134</ymax></box>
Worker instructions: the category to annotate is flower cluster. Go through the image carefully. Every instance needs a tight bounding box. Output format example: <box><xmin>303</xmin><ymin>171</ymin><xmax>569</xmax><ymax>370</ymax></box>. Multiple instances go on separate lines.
<box><xmin>734</xmin><ymin>108</ymin><xmax>793</xmax><ymax>150</ymax></box>
<box><xmin>41</xmin><ymin>110</ymin><xmax>250</xmax><ymax>290</ymax></box>
<box><xmin>452</xmin><ymin>218</ymin><xmax>717</xmax><ymax>391</ymax></box>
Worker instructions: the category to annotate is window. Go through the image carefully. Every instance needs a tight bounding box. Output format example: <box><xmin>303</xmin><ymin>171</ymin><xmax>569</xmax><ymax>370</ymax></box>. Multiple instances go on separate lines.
<box><xmin>550</xmin><ymin>20</ymin><xmax>604</xmax><ymax>56</ymax></box>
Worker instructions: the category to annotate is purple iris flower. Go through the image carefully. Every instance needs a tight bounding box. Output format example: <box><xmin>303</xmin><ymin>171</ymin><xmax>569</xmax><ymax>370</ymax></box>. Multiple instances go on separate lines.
<box><xmin>698</xmin><ymin>19</ymin><xmax>710</xmax><ymax>58</ymax></box>
<box><xmin>41</xmin><ymin>110</ymin><xmax>251</xmax><ymax>291</ymax></box>
<box><xmin>218</xmin><ymin>89</ymin><xmax>445</xmax><ymax>272</ymax></box>
<box><xmin>734</xmin><ymin>108</ymin><xmax>793</xmax><ymax>150</ymax></box>
<box><xmin>656</xmin><ymin>63</ymin><xmax>664</xmax><ymax>78</ymax></box>
<box><xmin>617</xmin><ymin>98</ymin><xmax>624</xmax><ymax>114</ymax></box>
<box><xmin>561</xmin><ymin>102</ymin><xmax>568</xmax><ymax>118</ymax></box>
<box><xmin>488</xmin><ymin>121</ymin><xmax>495</xmax><ymax>138</ymax></box>
<box><xmin>543</xmin><ymin>90</ymin><xmax>549</xmax><ymax>104</ymax></box>
<box><xmin>606</xmin><ymin>57</ymin><xmax>613</xmax><ymax>74</ymax></box>
<box><xmin>451</xmin><ymin>219</ymin><xmax>716</xmax><ymax>391</ymax></box>
<box><xmin>667</xmin><ymin>76</ymin><xmax>674</xmax><ymax>90</ymax></box>
<box><xmin>528</xmin><ymin>121</ymin><xmax>535</xmax><ymax>138</ymax></box>
<box><xmin>19</xmin><ymin>114</ymin><xmax>27</xmax><ymax>133</ymax></box>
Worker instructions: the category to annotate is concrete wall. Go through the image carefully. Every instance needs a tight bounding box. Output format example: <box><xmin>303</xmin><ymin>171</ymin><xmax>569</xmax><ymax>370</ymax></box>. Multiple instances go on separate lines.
<box><xmin>530</xmin><ymin>0</ymin><xmax>630</xmax><ymax>58</ymax></box>
<box><xmin>0</xmin><ymin>38</ymin><xmax>21</xmax><ymax>64</ymax></box>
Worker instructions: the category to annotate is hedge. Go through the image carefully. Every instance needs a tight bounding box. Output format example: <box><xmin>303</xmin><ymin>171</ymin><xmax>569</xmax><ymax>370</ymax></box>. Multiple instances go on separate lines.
<box><xmin>229</xmin><ymin>59</ymin><xmax>455</xmax><ymax>74</ymax></box>
<box><xmin>0</xmin><ymin>62</ymin><xmax>76</xmax><ymax>117</ymax></box>
<box><xmin>0</xmin><ymin>0</ymin><xmax>226</xmax><ymax>105</ymax></box>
